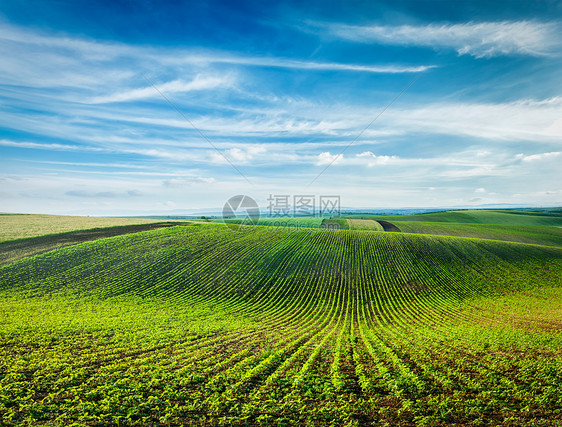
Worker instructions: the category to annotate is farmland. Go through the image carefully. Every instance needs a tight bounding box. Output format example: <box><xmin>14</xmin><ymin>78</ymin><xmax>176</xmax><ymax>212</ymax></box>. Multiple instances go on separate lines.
<box><xmin>391</xmin><ymin>222</ymin><xmax>562</xmax><ymax>247</ymax></box>
<box><xmin>347</xmin><ymin>219</ymin><xmax>384</xmax><ymax>231</ymax></box>
<box><xmin>0</xmin><ymin>214</ymin><xmax>168</xmax><ymax>243</ymax></box>
<box><xmin>349</xmin><ymin>209</ymin><xmax>562</xmax><ymax>227</ymax></box>
<box><xmin>1</xmin><ymin>220</ymin><xmax>562</xmax><ymax>425</ymax></box>
<box><xmin>220</xmin><ymin>217</ymin><xmax>324</xmax><ymax>229</ymax></box>
<box><xmin>0</xmin><ymin>222</ymin><xmax>192</xmax><ymax>267</ymax></box>
<box><xmin>342</xmin><ymin>210</ymin><xmax>562</xmax><ymax>246</ymax></box>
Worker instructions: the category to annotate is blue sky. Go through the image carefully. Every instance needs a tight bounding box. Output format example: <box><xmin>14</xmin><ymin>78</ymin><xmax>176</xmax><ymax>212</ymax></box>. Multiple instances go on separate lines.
<box><xmin>1</xmin><ymin>0</ymin><xmax>561</xmax><ymax>215</ymax></box>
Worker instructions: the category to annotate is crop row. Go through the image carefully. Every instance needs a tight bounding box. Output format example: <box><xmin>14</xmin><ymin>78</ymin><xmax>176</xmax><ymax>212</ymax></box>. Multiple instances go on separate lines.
<box><xmin>0</xmin><ymin>223</ymin><xmax>561</xmax><ymax>425</ymax></box>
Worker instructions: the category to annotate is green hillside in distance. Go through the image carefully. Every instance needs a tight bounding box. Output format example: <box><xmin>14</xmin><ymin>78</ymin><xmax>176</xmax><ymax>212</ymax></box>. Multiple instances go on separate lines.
<box><xmin>219</xmin><ymin>217</ymin><xmax>324</xmax><ymax>228</ymax></box>
<box><xmin>0</xmin><ymin>213</ymin><xmax>168</xmax><ymax>243</ymax></box>
<box><xmin>0</xmin><ymin>222</ymin><xmax>193</xmax><ymax>267</ymax></box>
<box><xmin>348</xmin><ymin>209</ymin><xmax>562</xmax><ymax>227</ymax></box>
<box><xmin>393</xmin><ymin>222</ymin><xmax>562</xmax><ymax>247</ymax></box>
<box><xmin>347</xmin><ymin>218</ymin><xmax>384</xmax><ymax>231</ymax></box>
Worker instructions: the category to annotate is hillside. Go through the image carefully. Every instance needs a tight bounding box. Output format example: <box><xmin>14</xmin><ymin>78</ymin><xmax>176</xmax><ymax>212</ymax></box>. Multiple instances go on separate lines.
<box><xmin>0</xmin><ymin>213</ymin><xmax>169</xmax><ymax>243</ymax></box>
<box><xmin>0</xmin><ymin>222</ymin><xmax>193</xmax><ymax>266</ymax></box>
<box><xmin>393</xmin><ymin>222</ymin><xmax>562</xmax><ymax>247</ymax></box>
<box><xmin>349</xmin><ymin>209</ymin><xmax>562</xmax><ymax>227</ymax></box>
<box><xmin>1</xmin><ymin>223</ymin><xmax>561</xmax><ymax>425</ymax></box>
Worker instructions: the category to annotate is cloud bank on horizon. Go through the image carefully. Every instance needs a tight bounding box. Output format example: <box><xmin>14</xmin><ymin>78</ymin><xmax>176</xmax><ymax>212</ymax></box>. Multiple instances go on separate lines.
<box><xmin>0</xmin><ymin>0</ymin><xmax>561</xmax><ymax>215</ymax></box>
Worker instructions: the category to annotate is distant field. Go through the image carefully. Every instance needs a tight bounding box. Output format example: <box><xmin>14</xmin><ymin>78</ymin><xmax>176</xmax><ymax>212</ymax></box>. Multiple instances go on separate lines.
<box><xmin>220</xmin><ymin>217</ymin><xmax>324</xmax><ymax>228</ymax></box>
<box><xmin>347</xmin><ymin>219</ymin><xmax>384</xmax><ymax>231</ymax></box>
<box><xmin>0</xmin><ymin>222</ymin><xmax>192</xmax><ymax>266</ymax></box>
<box><xmin>349</xmin><ymin>209</ymin><xmax>562</xmax><ymax>226</ymax></box>
<box><xmin>221</xmin><ymin>217</ymin><xmax>385</xmax><ymax>230</ymax></box>
<box><xmin>0</xmin><ymin>214</ymin><xmax>164</xmax><ymax>242</ymax></box>
<box><xmin>321</xmin><ymin>218</ymin><xmax>349</xmax><ymax>229</ymax></box>
<box><xmin>394</xmin><ymin>221</ymin><xmax>562</xmax><ymax>247</ymax></box>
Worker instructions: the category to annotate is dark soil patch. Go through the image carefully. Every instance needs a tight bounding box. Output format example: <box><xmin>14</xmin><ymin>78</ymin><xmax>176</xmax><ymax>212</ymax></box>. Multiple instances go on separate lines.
<box><xmin>377</xmin><ymin>220</ymin><xmax>401</xmax><ymax>232</ymax></box>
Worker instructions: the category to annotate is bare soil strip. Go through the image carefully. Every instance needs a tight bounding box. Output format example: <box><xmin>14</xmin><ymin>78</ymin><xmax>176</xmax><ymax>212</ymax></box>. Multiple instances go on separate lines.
<box><xmin>377</xmin><ymin>220</ymin><xmax>401</xmax><ymax>232</ymax></box>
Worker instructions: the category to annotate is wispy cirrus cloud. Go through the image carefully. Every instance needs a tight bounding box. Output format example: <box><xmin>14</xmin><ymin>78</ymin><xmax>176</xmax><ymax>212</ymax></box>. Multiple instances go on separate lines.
<box><xmin>382</xmin><ymin>97</ymin><xmax>562</xmax><ymax>142</ymax></box>
<box><xmin>516</xmin><ymin>151</ymin><xmax>561</xmax><ymax>162</ymax></box>
<box><xmin>66</xmin><ymin>189</ymin><xmax>142</xmax><ymax>198</ymax></box>
<box><xmin>77</xmin><ymin>95</ymin><xmax>562</xmax><ymax>143</ymax></box>
<box><xmin>89</xmin><ymin>75</ymin><xmax>234</xmax><ymax>104</ymax></box>
<box><xmin>1</xmin><ymin>12</ymin><xmax>561</xmax><ymax>213</ymax></box>
<box><xmin>310</xmin><ymin>149</ymin><xmax>527</xmax><ymax>181</ymax></box>
<box><xmin>0</xmin><ymin>22</ymin><xmax>433</xmax><ymax>93</ymax></box>
<box><xmin>322</xmin><ymin>20</ymin><xmax>560</xmax><ymax>58</ymax></box>
<box><xmin>209</xmin><ymin>146</ymin><xmax>267</xmax><ymax>164</ymax></box>
<box><xmin>0</xmin><ymin>139</ymin><xmax>104</xmax><ymax>152</ymax></box>
<box><xmin>180</xmin><ymin>53</ymin><xmax>435</xmax><ymax>73</ymax></box>
<box><xmin>2</xmin><ymin>94</ymin><xmax>561</xmax><ymax>170</ymax></box>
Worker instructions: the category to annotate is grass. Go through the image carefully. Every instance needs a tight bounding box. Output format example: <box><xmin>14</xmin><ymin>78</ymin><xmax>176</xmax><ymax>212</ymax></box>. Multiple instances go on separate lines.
<box><xmin>1</xmin><ymin>222</ymin><xmax>561</xmax><ymax>425</ymax></box>
<box><xmin>0</xmin><ymin>213</ymin><xmax>167</xmax><ymax>243</ymax></box>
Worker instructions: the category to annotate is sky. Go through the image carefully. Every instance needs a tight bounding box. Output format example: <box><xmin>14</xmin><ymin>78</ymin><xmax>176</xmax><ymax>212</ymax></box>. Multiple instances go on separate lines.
<box><xmin>1</xmin><ymin>0</ymin><xmax>561</xmax><ymax>215</ymax></box>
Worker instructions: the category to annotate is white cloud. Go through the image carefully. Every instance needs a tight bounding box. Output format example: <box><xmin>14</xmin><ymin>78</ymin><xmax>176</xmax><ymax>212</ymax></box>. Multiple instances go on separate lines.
<box><xmin>209</xmin><ymin>146</ymin><xmax>267</xmax><ymax>164</ymax></box>
<box><xmin>515</xmin><ymin>151</ymin><xmax>562</xmax><ymax>162</ymax></box>
<box><xmin>0</xmin><ymin>24</ymin><xmax>128</xmax><ymax>60</ymax></box>
<box><xmin>3</xmin><ymin>22</ymin><xmax>558</xmax><ymax>156</ymax></box>
<box><xmin>184</xmin><ymin>54</ymin><xmax>434</xmax><ymax>73</ymax></box>
<box><xmin>326</xmin><ymin>21</ymin><xmax>560</xmax><ymax>58</ymax></box>
<box><xmin>89</xmin><ymin>75</ymin><xmax>233</xmax><ymax>104</ymax></box>
<box><xmin>0</xmin><ymin>22</ymin><xmax>433</xmax><ymax>93</ymax></box>
<box><xmin>163</xmin><ymin>176</ymin><xmax>216</xmax><ymax>187</ymax></box>
<box><xmin>356</xmin><ymin>151</ymin><xmax>398</xmax><ymax>166</ymax></box>
<box><xmin>475</xmin><ymin>187</ymin><xmax>486</xmax><ymax>193</ymax></box>
<box><xmin>0</xmin><ymin>139</ymin><xmax>104</xmax><ymax>152</ymax></box>
<box><xmin>438</xmin><ymin>165</ymin><xmax>503</xmax><ymax>178</ymax></box>
<box><xmin>316</xmin><ymin>152</ymin><xmax>343</xmax><ymax>166</ymax></box>
<box><xmin>306</xmin><ymin>148</ymin><xmax>526</xmax><ymax>182</ymax></box>
<box><xmin>93</xmin><ymin>96</ymin><xmax>561</xmax><ymax>143</ymax></box>
<box><xmin>385</xmin><ymin>97</ymin><xmax>562</xmax><ymax>142</ymax></box>
<box><xmin>1</xmin><ymin>23</ymin><xmax>561</xmax><ymax>212</ymax></box>
<box><xmin>66</xmin><ymin>189</ymin><xmax>142</xmax><ymax>198</ymax></box>
<box><xmin>315</xmin><ymin>151</ymin><xmax>402</xmax><ymax>167</ymax></box>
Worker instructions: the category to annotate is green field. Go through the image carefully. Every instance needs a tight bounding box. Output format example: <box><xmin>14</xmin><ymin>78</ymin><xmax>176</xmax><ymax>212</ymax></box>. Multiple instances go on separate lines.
<box><xmin>393</xmin><ymin>221</ymin><xmax>562</xmax><ymax>247</ymax></box>
<box><xmin>321</xmin><ymin>218</ymin><xmax>350</xmax><ymax>229</ymax></box>
<box><xmin>341</xmin><ymin>210</ymin><xmax>562</xmax><ymax>246</ymax></box>
<box><xmin>349</xmin><ymin>209</ymin><xmax>562</xmax><ymax>227</ymax></box>
<box><xmin>0</xmin><ymin>214</ymin><xmax>165</xmax><ymax>243</ymax></box>
<box><xmin>1</xmin><ymin>220</ymin><xmax>562</xmax><ymax>425</ymax></box>
<box><xmin>347</xmin><ymin>219</ymin><xmax>384</xmax><ymax>231</ymax></box>
<box><xmin>221</xmin><ymin>217</ymin><xmax>385</xmax><ymax>231</ymax></box>
<box><xmin>0</xmin><ymin>222</ymin><xmax>192</xmax><ymax>267</ymax></box>
<box><xmin>220</xmin><ymin>217</ymin><xmax>324</xmax><ymax>228</ymax></box>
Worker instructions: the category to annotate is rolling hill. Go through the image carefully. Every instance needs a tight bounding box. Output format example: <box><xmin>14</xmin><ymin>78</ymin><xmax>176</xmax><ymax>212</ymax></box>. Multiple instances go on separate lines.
<box><xmin>1</xmin><ymin>222</ymin><xmax>561</xmax><ymax>425</ymax></box>
<box><xmin>392</xmin><ymin>222</ymin><xmax>562</xmax><ymax>247</ymax></box>
<box><xmin>349</xmin><ymin>209</ymin><xmax>562</xmax><ymax>226</ymax></box>
<box><xmin>0</xmin><ymin>213</ymin><xmax>170</xmax><ymax>243</ymax></box>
